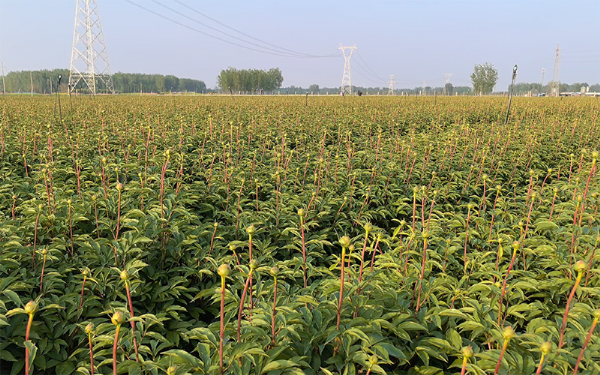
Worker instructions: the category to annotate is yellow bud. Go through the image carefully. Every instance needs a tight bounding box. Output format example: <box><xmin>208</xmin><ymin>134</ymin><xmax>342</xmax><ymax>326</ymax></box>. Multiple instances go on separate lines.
<box><xmin>217</xmin><ymin>264</ymin><xmax>231</xmax><ymax>278</ymax></box>
<box><xmin>540</xmin><ymin>341</ymin><xmax>552</xmax><ymax>354</ymax></box>
<box><xmin>24</xmin><ymin>300</ymin><xmax>37</xmax><ymax>315</ymax></box>
<box><xmin>120</xmin><ymin>269</ymin><xmax>129</xmax><ymax>281</ymax></box>
<box><xmin>502</xmin><ymin>326</ymin><xmax>516</xmax><ymax>340</ymax></box>
<box><xmin>339</xmin><ymin>236</ymin><xmax>351</xmax><ymax>249</ymax></box>
<box><xmin>111</xmin><ymin>311</ymin><xmax>126</xmax><ymax>326</ymax></box>
<box><xmin>574</xmin><ymin>260</ymin><xmax>587</xmax><ymax>273</ymax></box>
<box><xmin>461</xmin><ymin>345</ymin><xmax>474</xmax><ymax>358</ymax></box>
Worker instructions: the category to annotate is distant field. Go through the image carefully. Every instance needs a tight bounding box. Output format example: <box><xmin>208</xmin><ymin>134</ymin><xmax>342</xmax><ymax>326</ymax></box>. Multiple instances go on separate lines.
<box><xmin>0</xmin><ymin>96</ymin><xmax>599</xmax><ymax>375</ymax></box>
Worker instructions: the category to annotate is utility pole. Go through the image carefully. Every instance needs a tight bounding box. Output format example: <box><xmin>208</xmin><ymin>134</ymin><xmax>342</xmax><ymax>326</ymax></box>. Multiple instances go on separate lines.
<box><xmin>69</xmin><ymin>0</ymin><xmax>115</xmax><ymax>95</ymax></box>
<box><xmin>339</xmin><ymin>44</ymin><xmax>357</xmax><ymax>95</ymax></box>
<box><xmin>422</xmin><ymin>80</ymin><xmax>426</xmax><ymax>96</ymax></box>
<box><xmin>388</xmin><ymin>74</ymin><xmax>396</xmax><ymax>95</ymax></box>
<box><xmin>550</xmin><ymin>44</ymin><xmax>560</xmax><ymax>97</ymax></box>
<box><xmin>1</xmin><ymin>63</ymin><xmax>5</xmax><ymax>95</ymax></box>
<box><xmin>30</xmin><ymin>71</ymin><xmax>34</xmax><ymax>96</ymax></box>
<box><xmin>444</xmin><ymin>73</ymin><xmax>453</xmax><ymax>95</ymax></box>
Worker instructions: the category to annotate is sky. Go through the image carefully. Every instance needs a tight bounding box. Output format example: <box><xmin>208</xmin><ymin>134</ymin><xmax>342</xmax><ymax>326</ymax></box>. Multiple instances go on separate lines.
<box><xmin>0</xmin><ymin>0</ymin><xmax>599</xmax><ymax>90</ymax></box>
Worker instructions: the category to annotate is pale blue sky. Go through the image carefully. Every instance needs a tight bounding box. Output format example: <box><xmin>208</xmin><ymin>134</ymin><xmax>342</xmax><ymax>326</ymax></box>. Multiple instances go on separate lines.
<box><xmin>0</xmin><ymin>0</ymin><xmax>598</xmax><ymax>89</ymax></box>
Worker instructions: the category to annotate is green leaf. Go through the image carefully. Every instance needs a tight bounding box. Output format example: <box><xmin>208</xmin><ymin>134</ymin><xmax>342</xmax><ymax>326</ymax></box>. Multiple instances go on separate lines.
<box><xmin>56</xmin><ymin>360</ymin><xmax>76</xmax><ymax>375</ymax></box>
<box><xmin>439</xmin><ymin>309</ymin><xmax>470</xmax><ymax>321</ymax></box>
<box><xmin>0</xmin><ymin>350</ymin><xmax>17</xmax><ymax>361</ymax></box>
<box><xmin>24</xmin><ymin>340</ymin><xmax>37</xmax><ymax>375</ymax></box>
<box><xmin>261</xmin><ymin>360</ymin><xmax>300</xmax><ymax>373</ymax></box>
<box><xmin>534</xmin><ymin>221</ymin><xmax>558</xmax><ymax>232</ymax></box>
<box><xmin>375</xmin><ymin>343</ymin><xmax>406</xmax><ymax>360</ymax></box>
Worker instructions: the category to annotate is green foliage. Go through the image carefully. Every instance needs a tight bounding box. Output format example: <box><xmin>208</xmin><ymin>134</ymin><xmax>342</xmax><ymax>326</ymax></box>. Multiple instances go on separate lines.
<box><xmin>217</xmin><ymin>67</ymin><xmax>283</xmax><ymax>93</ymax></box>
<box><xmin>470</xmin><ymin>63</ymin><xmax>499</xmax><ymax>94</ymax></box>
<box><xmin>2</xmin><ymin>69</ymin><xmax>206</xmax><ymax>94</ymax></box>
<box><xmin>0</xmin><ymin>96</ymin><xmax>599</xmax><ymax>375</ymax></box>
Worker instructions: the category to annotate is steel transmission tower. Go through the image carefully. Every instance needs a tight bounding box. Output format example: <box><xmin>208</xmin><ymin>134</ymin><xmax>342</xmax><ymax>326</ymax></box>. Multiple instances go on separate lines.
<box><xmin>444</xmin><ymin>73</ymin><xmax>453</xmax><ymax>95</ymax></box>
<box><xmin>69</xmin><ymin>0</ymin><xmax>115</xmax><ymax>95</ymax></box>
<box><xmin>339</xmin><ymin>44</ymin><xmax>357</xmax><ymax>95</ymax></box>
<box><xmin>388</xmin><ymin>74</ymin><xmax>396</xmax><ymax>95</ymax></box>
<box><xmin>550</xmin><ymin>44</ymin><xmax>560</xmax><ymax>97</ymax></box>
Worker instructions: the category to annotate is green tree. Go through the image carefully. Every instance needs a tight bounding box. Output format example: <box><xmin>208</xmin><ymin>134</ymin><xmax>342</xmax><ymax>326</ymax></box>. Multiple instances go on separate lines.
<box><xmin>217</xmin><ymin>67</ymin><xmax>283</xmax><ymax>93</ymax></box>
<box><xmin>444</xmin><ymin>83</ymin><xmax>453</xmax><ymax>95</ymax></box>
<box><xmin>470</xmin><ymin>63</ymin><xmax>498</xmax><ymax>95</ymax></box>
<box><xmin>309</xmin><ymin>84</ymin><xmax>320</xmax><ymax>93</ymax></box>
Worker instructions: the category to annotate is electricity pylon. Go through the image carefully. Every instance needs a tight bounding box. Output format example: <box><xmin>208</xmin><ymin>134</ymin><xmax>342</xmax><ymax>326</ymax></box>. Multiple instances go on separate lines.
<box><xmin>549</xmin><ymin>44</ymin><xmax>560</xmax><ymax>97</ymax></box>
<box><xmin>388</xmin><ymin>74</ymin><xmax>396</xmax><ymax>95</ymax></box>
<box><xmin>69</xmin><ymin>0</ymin><xmax>115</xmax><ymax>95</ymax></box>
<box><xmin>339</xmin><ymin>44</ymin><xmax>357</xmax><ymax>95</ymax></box>
<box><xmin>444</xmin><ymin>73</ymin><xmax>453</xmax><ymax>95</ymax></box>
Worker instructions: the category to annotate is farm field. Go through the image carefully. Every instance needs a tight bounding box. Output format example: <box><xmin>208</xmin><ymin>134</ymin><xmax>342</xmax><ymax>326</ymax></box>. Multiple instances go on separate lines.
<box><xmin>0</xmin><ymin>95</ymin><xmax>599</xmax><ymax>375</ymax></box>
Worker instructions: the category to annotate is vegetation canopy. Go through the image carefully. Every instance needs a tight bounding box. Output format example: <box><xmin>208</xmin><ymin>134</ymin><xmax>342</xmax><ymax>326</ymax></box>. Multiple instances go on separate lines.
<box><xmin>0</xmin><ymin>95</ymin><xmax>599</xmax><ymax>375</ymax></box>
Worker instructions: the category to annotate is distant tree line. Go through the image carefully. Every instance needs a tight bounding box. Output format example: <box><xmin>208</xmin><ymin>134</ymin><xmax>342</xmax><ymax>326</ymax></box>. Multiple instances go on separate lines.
<box><xmin>280</xmin><ymin>85</ymin><xmax>473</xmax><ymax>95</ymax></box>
<box><xmin>217</xmin><ymin>67</ymin><xmax>283</xmax><ymax>93</ymax></box>
<box><xmin>1</xmin><ymin>69</ymin><xmax>206</xmax><ymax>94</ymax></box>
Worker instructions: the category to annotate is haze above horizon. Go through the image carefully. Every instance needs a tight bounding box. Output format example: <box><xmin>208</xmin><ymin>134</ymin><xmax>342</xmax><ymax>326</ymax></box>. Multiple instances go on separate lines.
<box><xmin>0</xmin><ymin>0</ymin><xmax>598</xmax><ymax>90</ymax></box>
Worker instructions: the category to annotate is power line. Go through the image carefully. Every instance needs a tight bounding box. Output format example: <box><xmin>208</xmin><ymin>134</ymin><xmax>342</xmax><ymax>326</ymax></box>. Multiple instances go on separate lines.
<box><xmin>126</xmin><ymin>0</ymin><xmax>307</xmax><ymax>57</ymax></box>
<box><xmin>152</xmin><ymin>0</ymin><xmax>311</xmax><ymax>58</ymax></box>
<box><xmin>172</xmin><ymin>0</ymin><xmax>337</xmax><ymax>58</ymax></box>
<box><xmin>352</xmin><ymin>59</ymin><xmax>386</xmax><ymax>84</ymax></box>
<box><xmin>355</xmin><ymin>52</ymin><xmax>387</xmax><ymax>82</ymax></box>
<box><xmin>126</xmin><ymin>0</ymin><xmax>338</xmax><ymax>59</ymax></box>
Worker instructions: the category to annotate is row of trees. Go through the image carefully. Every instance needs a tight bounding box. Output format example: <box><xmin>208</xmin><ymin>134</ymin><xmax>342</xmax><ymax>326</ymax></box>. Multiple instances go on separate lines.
<box><xmin>469</xmin><ymin>63</ymin><xmax>600</xmax><ymax>95</ymax></box>
<box><xmin>1</xmin><ymin>69</ymin><xmax>206</xmax><ymax>94</ymax></box>
<box><xmin>112</xmin><ymin>73</ymin><xmax>206</xmax><ymax>93</ymax></box>
<box><xmin>217</xmin><ymin>67</ymin><xmax>283</xmax><ymax>93</ymax></box>
<box><xmin>296</xmin><ymin>85</ymin><xmax>472</xmax><ymax>95</ymax></box>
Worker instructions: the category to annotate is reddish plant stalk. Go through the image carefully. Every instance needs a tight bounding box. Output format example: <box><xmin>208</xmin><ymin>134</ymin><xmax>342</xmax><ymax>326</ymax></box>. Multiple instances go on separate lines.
<box><xmin>558</xmin><ymin>268</ymin><xmax>585</xmax><ymax>350</ymax></box>
<box><xmin>112</xmin><ymin>324</ymin><xmax>121</xmax><ymax>375</ymax></box>
<box><xmin>498</xmin><ymin>244</ymin><xmax>519</xmax><ymax>325</ymax></box>
<box><xmin>549</xmin><ymin>191</ymin><xmax>558</xmax><ymax>221</ymax></box>
<box><xmin>115</xmin><ymin>189</ymin><xmax>122</xmax><ymax>241</ymax></box>
<box><xmin>573</xmin><ymin>313</ymin><xmax>599</xmax><ymax>375</ymax></box>
<box><xmin>88</xmin><ymin>331</ymin><xmax>95</xmax><ymax>375</ymax></box>
<box><xmin>25</xmin><ymin>311</ymin><xmax>34</xmax><ymax>375</ymax></box>
<box><xmin>585</xmin><ymin>239</ymin><xmax>599</xmax><ymax>287</ymax></box>
<box><xmin>235</xmin><ymin>180</ymin><xmax>245</xmax><ymax>231</ymax></box>
<box><xmin>336</xmin><ymin>245</ymin><xmax>347</xmax><ymax>330</ymax></box>
<box><xmin>237</xmin><ymin>268</ymin><xmax>254</xmax><ymax>341</ymax></box>
<box><xmin>300</xmin><ymin>214</ymin><xmax>307</xmax><ymax>288</ymax></box>
<box><xmin>40</xmin><ymin>251</ymin><xmax>48</xmax><ymax>291</ymax></box>
<box><xmin>493</xmin><ymin>338</ymin><xmax>511</xmax><ymax>375</ymax></box>
<box><xmin>32</xmin><ymin>209</ymin><xmax>41</xmax><ymax>269</ymax></box>
<box><xmin>416</xmin><ymin>233</ymin><xmax>429</xmax><ymax>312</ymax></box>
<box><xmin>463</xmin><ymin>206</ymin><xmax>473</xmax><ymax>274</ymax></box>
<box><xmin>369</xmin><ymin>236</ymin><xmax>381</xmax><ymax>273</ymax></box>
<box><xmin>219</xmin><ymin>275</ymin><xmax>226</xmax><ymax>374</ymax></box>
<box><xmin>208</xmin><ymin>225</ymin><xmax>218</xmax><ymax>257</ymax></box>
<box><xmin>67</xmin><ymin>202</ymin><xmax>74</xmax><ymax>257</ymax></box>
<box><xmin>271</xmin><ymin>276</ymin><xmax>278</xmax><ymax>346</ymax></box>
<box><xmin>124</xmin><ymin>281</ymin><xmax>140</xmax><ymax>362</ymax></box>
<box><xmin>357</xmin><ymin>230</ymin><xmax>372</xmax><ymax>288</ymax></box>
<box><xmin>488</xmin><ymin>189</ymin><xmax>501</xmax><ymax>240</ymax></box>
